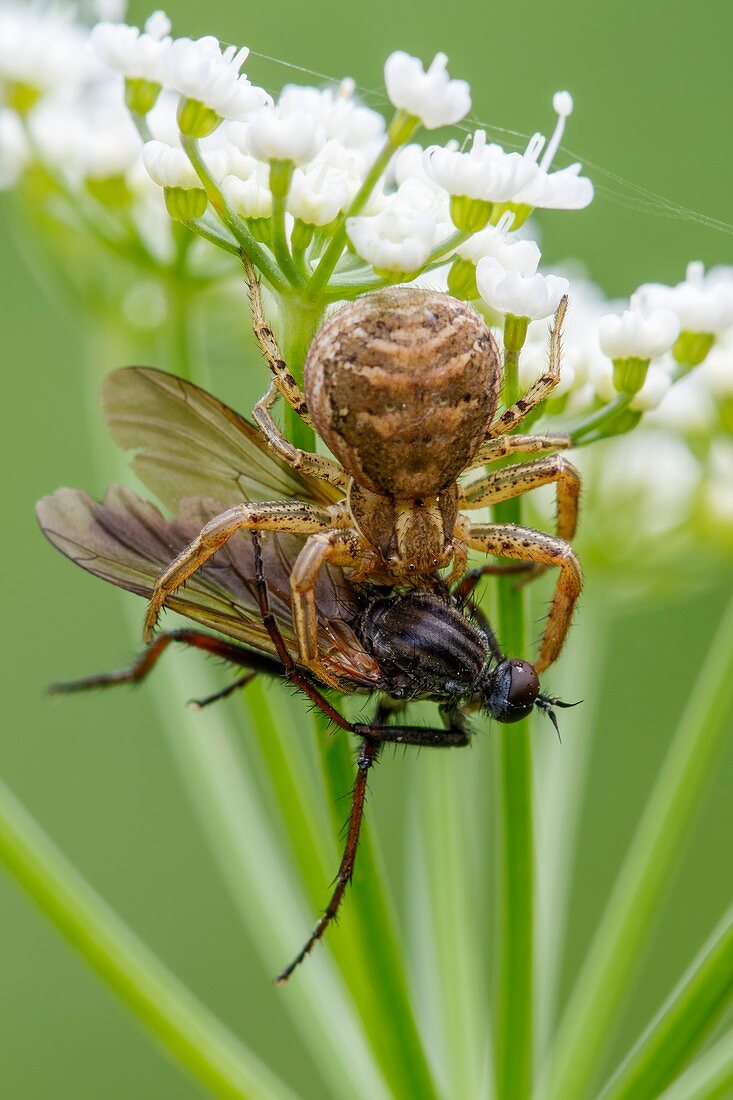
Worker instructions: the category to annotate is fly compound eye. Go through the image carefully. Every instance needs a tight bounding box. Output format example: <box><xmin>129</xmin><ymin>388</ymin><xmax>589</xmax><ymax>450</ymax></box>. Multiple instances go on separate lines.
<box><xmin>485</xmin><ymin>658</ymin><xmax>540</xmax><ymax>723</ymax></box>
<box><xmin>505</xmin><ymin>659</ymin><xmax>540</xmax><ymax>718</ymax></box>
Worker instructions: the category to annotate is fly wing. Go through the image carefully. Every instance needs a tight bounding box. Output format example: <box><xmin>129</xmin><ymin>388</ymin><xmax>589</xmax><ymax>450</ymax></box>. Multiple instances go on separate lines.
<box><xmin>101</xmin><ymin>367</ymin><xmax>341</xmax><ymax>512</ymax></box>
<box><xmin>36</xmin><ymin>486</ymin><xmax>381</xmax><ymax>688</ymax></box>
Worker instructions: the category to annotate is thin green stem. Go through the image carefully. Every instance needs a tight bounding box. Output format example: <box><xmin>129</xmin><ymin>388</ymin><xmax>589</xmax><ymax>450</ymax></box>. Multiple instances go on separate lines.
<box><xmin>659</xmin><ymin>1030</ymin><xmax>733</xmax><ymax>1100</ymax></box>
<box><xmin>0</xmin><ymin>777</ymin><xmax>296</xmax><ymax>1100</ymax></box>
<box><xmin>305</xmin><ymin>135</ymin><xmax>399</xmax><ymax>299</ymax></box>
<box><xmin>568</xmin><ymin>393</ymin><xmax>632</xmax><ymax>445</ymax></box>
<box><xmin>269</xmin><ymin>165</ymin><xmax>304</xmax><ymax>287</ymax></box>
<box><xmin>598</xmin><ymin>906</ymin><xmax>733</xmax><ymax>1100</ymax></box>
<box><xmin>493</xmin><ymin>334</ymin><xmax>534</xmax><ymax>1100</ymax></box>
<box><xmin>183</xmin><ymin>218</ymin><xmax>240</xmax><ymax>256</ymax></box>
<box><xmin>181</xmin><ymin>135</ymin><xmax>286</xmax><ymax>293</ymax></box>
<box><xmin>544</xmin><ymin>588</ymin><xmax>733</xmax><ymax>1100</ymax></box>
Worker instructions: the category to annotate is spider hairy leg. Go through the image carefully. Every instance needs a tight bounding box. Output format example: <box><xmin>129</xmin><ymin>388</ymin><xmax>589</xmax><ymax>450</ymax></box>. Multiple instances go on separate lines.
<box><xmin>143</xmin><ymin>500</ymin><xmax>347</xmax><ymax>643</ymax></box>
<box><xmin>460</xmin><ymin>518</ymin><xmax>582</xmax><ymax>673</ymax></box>
<box><xmin>487</xmin><ymin>295</ymin><xmax>568</xmax><ymax>437</ymax></box>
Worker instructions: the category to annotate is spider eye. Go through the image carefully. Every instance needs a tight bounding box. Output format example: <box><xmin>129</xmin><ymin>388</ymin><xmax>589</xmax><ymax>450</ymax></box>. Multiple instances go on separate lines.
<box><xmin>485</xmin><ymin>659</ymin><xmax>540</xmax><ymax>723</ymax></box>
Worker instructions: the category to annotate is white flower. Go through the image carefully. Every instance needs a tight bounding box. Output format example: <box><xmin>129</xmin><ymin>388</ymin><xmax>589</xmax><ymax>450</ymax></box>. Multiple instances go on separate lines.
<box><xmin>278</xmin><ymin>81</ymin><xmax>385</xmax><ymax>149</ymax></box>
<box><xmin>347</xmin><ymin>203</ymin><xmax>436</xmax><ymax>272</ymax></box>
<box><xmin>515</xmin><ymin>162</ymin><xmax>594</xmax><ymax>210</ymax></box>
<box><xmin>0</xmin><ymin>108</ymin><xmax>29</xmax><ymax>188</ymax></box>
<box><xmin>647</xmin><ymin>370</ymin><xmax>716</xmax><ymax>433</ymax></box>
<box><xmin>629</xmin><ymin>364</ymin><xmax>671</xmax><ymax>411</ymax></box>
<box><xmin>91</xmin><ymin>11</ymin><xmax>172</xmax><ymax>84</ymax></box>
<box><xmin>143</xmin><ymin>140</ymin><xmax>226</xmax><ymax>189</ymax></box>
<box><xmin>598</xmin><ymin>307</ymin><xmax>680</xmax><ymax>360</ymax></box>
<box><xmin>222</xmin><ymin>167</ymin><xmax>272</xmax><ymax>218</ymax></box>
<box><xmin>458</xmin><ymin>216</ymin><xmax>541</xmax><ymax>276</ymax></box>
<box><xmin>476</xmin><ymin>257</ymin><xmax>568</xmax><ymax>319</ymax></box>
<box><xmin>393</xmin><ymin>178</ymin><xmax>451</xmax><ymax>241</ymax></box>
<box><xmin>699</xmin><ymin>340</ymin><xmax>733</xmax><ymax>396</ymax></box>
<box><xmin>248</xmin><ymin>105</ymin><xmax>322</xmax><ymax>165</ymax></box>
<box><xmin>519</xmin><ymin>339</ymin><xmax>577</xmax><ymax>399</ymax></box>
<box><xmin>287</xmin><ymin>160</ymin><xmax>351</xmax><ymax>225</ymax></box>
<box><xmin>392</xmin><ymin>141</ymin><xmax>454</xmax><ymax>191</ymax></box>
<box><xmin>384</xmin><ymin>51</ymin><xmax>470</xmax><ymax>130</ymax></box>
<box><xmin>425</xmin><ymin>130</ymin><xmax>540</xmax><ymax>204</ymax></box>
<box><xmin>0</xmin><ymin>4</ymin><xmax>92</xmax><ymax>94</ymax></box>
<box><xmin>512</xmin><ymin>92</ymin><xmax>594</xmax><ymax>211</ymax></box>
<box><xmin>632</xmin><ymin>262</ymin><xmax>733</xmax><ymax>335</ymax></box>
<box><xmin>163</xmin><ymin>36</ymin><xmax>269</xmax><ymax>122</ymax></box>
<box><xmin>29</xmin><ymin>85</ymin><xmax>141</xmax><ymax>179</ymax></box>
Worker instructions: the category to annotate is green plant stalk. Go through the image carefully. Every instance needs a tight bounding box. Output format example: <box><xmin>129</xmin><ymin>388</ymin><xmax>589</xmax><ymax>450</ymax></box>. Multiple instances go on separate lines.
<box><xmin>659</xmin><ymin>1030</ymin><xmax>733</xmax><ymax>1100</ymax></box>
<box><xmin>318</xmin><ymin>725</ymin><xmax>442</xmax><ymax>1100</ymax></box>
<box><xmin>494</xmin><ymin>336</ymin><xmax>534</xmax><ymax>1100</ymax></box>
<box><xmin>544</xmin><ymin>588</ymin><xmax>733</xmax><ymax>1100</ymax></box>
<box><xmin>417</xmin><ymin>750</ymin><xmax>489</xmax><ymax>1098</ymax></box>
<box><xmin>0</xmin><ymin>777</ymin><xmax>297</xmax><ymax>1100</ymax></box>
<box><xmin>597</xmin><ymin>906</ymin><xmax>733</xmax><ymax>1100</ymax></box>
<box><xmin>278</xmin><ymin>295</ymin><xmax>324</xmax><ymax>452</ymax></box>
<box><xmin>535</xmin><ymin>604</ymin><xmax>609</xmax><ymax>1059</ymax></box>
<box><xmin>181</xmin><ymin>135</ymin><xmax>286</xmax><ymax>293</ymax></box>
<box><xmin>306</xmin><ymin>129</ymin><xmax>406</xmax><ymax>298</ymax></box>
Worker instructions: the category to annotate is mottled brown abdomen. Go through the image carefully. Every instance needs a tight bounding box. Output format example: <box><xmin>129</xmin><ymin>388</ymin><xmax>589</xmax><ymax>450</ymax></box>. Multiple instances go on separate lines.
<box><xmin>304</xmin><ymin>288</ymin><xmax>501</xmax><ymax>498</ymax></box>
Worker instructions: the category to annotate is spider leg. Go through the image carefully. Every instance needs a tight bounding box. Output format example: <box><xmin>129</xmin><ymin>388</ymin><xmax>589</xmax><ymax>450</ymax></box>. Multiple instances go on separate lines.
<box><xmin>48</xmin><ymin>629</ymin><xmax>283</xmax><ymax>696</ymax></box>
<box><xmin>243</xmin><ymin>254</ymin><xmax>349</xmax><ymax>489</ymax></box>
<box><xmin>466</xmin><ymin>431</ymin><xmax>571</xmax><ymax>472</ymax></box>
<box><xmin>487</xmin><ymin>296</ymin><xmax>568</xmax><ymax>438</ymax></box>
<box><xmin>459</xmin><ymin>518</ymin><xmax>582</xmax><ymax>672</ymax></box>
<box><xmin>459</xmin><ymin>454</ymin><xmax>580</xmax><ymax>540</ymax></box>
<box><xmin>144</xmin><ymin>499</ymin><xmax>347</xmax><ymax>643</ymax></box>
<box><xmin>253</xmin><ymin>380</ymin><xmax>350</xmax><ymax>489</ymax></box>
<box><xmin>290</xmin><ymin>529</ymin><xmax>368</xmax><ymax>689</ymax></box>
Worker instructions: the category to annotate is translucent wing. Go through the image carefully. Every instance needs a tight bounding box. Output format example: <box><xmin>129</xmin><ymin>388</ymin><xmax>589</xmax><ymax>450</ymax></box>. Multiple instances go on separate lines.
<box><xmin>36</xmin><ymin>486</ymin><xmax>380</xmax><ymax>687</ymax></box>
<box><xmin>101</xmin><ymin>367</ymin><xmax>341</xmax><ymax>512</ymax></box>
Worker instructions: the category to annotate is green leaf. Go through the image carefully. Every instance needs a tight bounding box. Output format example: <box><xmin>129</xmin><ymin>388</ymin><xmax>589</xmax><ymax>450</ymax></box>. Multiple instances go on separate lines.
<box><xmin>598</xmin><ymin>906</ymin><xmax>733</xmax><ymax>1100</ymax></box>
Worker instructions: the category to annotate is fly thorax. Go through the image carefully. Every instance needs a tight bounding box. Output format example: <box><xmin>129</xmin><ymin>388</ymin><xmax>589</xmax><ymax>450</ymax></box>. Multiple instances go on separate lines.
<box><xmin>349</xmin><ymin>483</ymin><xmax>457</xmax><ymax>575</ymax></box>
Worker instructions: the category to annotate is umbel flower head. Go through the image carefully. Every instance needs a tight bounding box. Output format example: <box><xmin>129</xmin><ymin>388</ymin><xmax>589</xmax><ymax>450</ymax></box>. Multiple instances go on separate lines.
<box><xmin>4</xmin><ymin>1</ymin><xmax>733</xmax><ymax>574</ymax></box>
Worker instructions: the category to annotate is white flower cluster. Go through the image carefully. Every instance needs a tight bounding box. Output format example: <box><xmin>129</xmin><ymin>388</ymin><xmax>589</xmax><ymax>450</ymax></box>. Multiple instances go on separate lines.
<box><xmin>3</xmin><ymin>4</ymin><xmax>732</xmax><ymax>561</ymax></box>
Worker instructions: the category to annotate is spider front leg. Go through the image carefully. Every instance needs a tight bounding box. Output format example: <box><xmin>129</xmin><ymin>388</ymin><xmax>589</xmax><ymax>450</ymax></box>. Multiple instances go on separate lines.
<box><xmin>143</xmin><ymin>499</ymin><xmax>348</xmax><ymax>642</ymax></box>
<box><xmin>458</xmin><ymin>517</ymin><xmax>582</xmax><ymax>672</ymax></box>
<box><xmin>459</xmin><ymin>454</ymin><xmax>581</xmax><ymax>544</ymax></box>
<box><xmin>487</xmin><ymin>295</ymin><xmax>568</xmax><ymax>438</ymax></box>
<box><xmin>290</xmin><ymin>529</ymin><xmax>367</xmax><ymax>688</ymax></box>
<box><xmin>243</xmin><ymin>254</ymin><xmax>350</xmax><ymax>490</ymax></box>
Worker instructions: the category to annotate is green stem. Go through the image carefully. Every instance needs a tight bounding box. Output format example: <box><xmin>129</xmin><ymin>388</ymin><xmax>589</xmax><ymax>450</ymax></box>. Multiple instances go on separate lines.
<box><xmin>568</xmin><ymin>393</ymin><xmax>632</xmax><ymax>445</ymax></box>
<box><xmin>659</xmin><ymin>1030</ymin><xmax>733</xmax><ymax>1100</ymax></box>
<box><xmin>278</xmin><ymin>296</ymin><xmax>324</xmax><ymax>451</ymax></box>
<box><xmin>269</xmin><ymin>163</ymin><xmax>304</xmax><ymax>287</ymax></box>
<box><xmin>493</xmin><ymin>332</ymin><xmax>534</xmax><ymax>1100</ymax></box>
<box><xmin>0</xmin><ymin>777</ymin><xmax>296</xmax><ymax>1100</ymax></box>
<box><xmin>183</xmin><ymin>218</ymin><xmax>240</xmax><ymax>256</ymax></box>
<box><xmin>544</xmin><ymin>589</ymin><xmax>733</xmax><ymax>1100</ymax></box>
<box><xmin>598</xmin><ymin>906</ymin><xmax>733</xmax><ymax>1100</ymax></box>
<box><xmin>318</xmin><ymin>729</ymin><xmax>442</xmax><ymax>1100</ymax></box>
<box><xmin>305</xmin><ymin>135</ymin><xmax>399</xmax><ymax>299</ymax></box>
<box><xmin>181</xmin><ymin>135</ymin><xmax>287</xmax><ymax>293</ymax></box>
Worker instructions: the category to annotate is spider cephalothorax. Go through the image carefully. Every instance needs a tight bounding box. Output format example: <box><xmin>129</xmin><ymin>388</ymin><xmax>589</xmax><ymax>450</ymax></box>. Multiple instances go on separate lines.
<box><xmin>141</xmin><ymin>260</ymin><xmax>583</xmax><ymax>685</ymax></box>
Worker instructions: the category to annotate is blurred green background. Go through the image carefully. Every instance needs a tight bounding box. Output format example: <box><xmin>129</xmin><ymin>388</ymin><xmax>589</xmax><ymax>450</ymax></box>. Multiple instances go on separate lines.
<box><xmin>2</xmin><ymin>0</ymin><xmax>732</xmax><ymax>1096</ymax></box>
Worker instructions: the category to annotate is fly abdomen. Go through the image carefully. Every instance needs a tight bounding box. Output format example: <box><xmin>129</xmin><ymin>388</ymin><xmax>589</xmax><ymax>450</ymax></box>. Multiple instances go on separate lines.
<box><xmin>361</xmin><ymin>591</ymin><xmax>487</xmax><ymax>698</ymax></box>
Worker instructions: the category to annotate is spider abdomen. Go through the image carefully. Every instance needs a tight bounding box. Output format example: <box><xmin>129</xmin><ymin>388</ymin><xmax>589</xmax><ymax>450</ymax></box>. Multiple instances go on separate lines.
<box><xmin>304</xmin><ymin>288</ymin><xmax>501</xmax><ymax>499</ymax></box>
